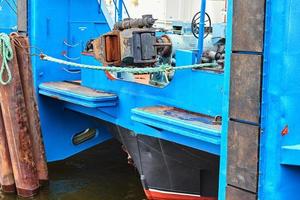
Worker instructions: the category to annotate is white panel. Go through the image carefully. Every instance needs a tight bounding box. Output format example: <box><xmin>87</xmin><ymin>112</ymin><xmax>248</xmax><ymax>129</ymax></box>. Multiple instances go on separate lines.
<box><xmin>122</xmin><ymin>0</ymin><xmax>226</xmax><ymax>23</ymax></box>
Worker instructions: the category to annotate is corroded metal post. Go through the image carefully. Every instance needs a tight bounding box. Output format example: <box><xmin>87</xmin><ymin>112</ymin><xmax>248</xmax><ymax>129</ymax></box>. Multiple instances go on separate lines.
<box><xmin>11</xmin><ymin>34</ymin><xmax>49</xmax><ymax>184</ymax></box>
<box><xmin>0</xmin><ymin>37</ymin><xmax>39</xmax><ymax>198</ymax></box>
<box><xmin>0</xmin><ymin>107</ymin><xmax>15</xmax><ymax>193</ymax></box>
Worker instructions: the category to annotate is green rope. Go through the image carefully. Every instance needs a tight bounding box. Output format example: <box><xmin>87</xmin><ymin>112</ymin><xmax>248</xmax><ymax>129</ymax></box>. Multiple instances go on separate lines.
<box><xmin>41</xmin><ymin>54</ymin><xmax>219</xmax><ymax>74</ymax></box>
<box><xmin>0</xmin><ymin>33</ymin><xmax>13</xmax><ymax>85</ymax></box>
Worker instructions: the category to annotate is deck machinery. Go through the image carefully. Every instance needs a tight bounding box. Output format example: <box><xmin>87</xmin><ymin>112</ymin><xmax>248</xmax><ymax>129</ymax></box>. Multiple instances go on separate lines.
<box><xmin>1</xmin><ymin>0</ymin><xmax>300</xmax><ymax>199</ymax></box>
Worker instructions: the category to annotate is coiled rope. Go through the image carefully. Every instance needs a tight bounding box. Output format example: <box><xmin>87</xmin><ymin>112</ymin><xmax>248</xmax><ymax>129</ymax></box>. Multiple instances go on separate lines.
<box><xmin>0</xmin><ymin>33</ymin><xmax>13</xmax><ymax>85</ymax></box>
<box><xmin>40</xmin><ymin>54</ymin><xmax>218</xmax><ymax>74</ymax></box>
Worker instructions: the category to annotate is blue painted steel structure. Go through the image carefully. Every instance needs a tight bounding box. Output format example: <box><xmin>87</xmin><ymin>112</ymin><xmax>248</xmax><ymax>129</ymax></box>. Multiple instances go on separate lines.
<box><xmin>29</xmin><ymin>0</ymin><xmax>113</xmax><ymax>161</ymax></box>
<box><xmin>1</xmin><ymin>0</ymin><xmax>300</xmax><ymax>199</ymax></box>
<box><xmin>0</xmin><ymin>0</ymin><xmax>17</xmax><ymax>33</ymax></box>
<box><xmin>258</xmin><ymin>0</ymin><xmax>300</xmax><ymax>199</ymax></box>
<box><xmin>197</xmin><ymin>0</ymin><xmax>207</xmax><ymax>63</ymax></box>
<box><xmin>218</xmin><ymin>0</ymin><xmax>232</xmax><ymax>198</ymax></box>
<box><xmin>26</xmin><ymin>0</ymin><xmax>224</xmax><ymax>163</ymax></box>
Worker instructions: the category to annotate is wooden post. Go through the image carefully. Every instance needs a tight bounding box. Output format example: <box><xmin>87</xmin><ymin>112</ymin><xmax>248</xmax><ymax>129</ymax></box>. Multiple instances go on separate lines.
<box><xmin>11</xmin><ymin>34</ymin><xmax>49</xmax><ymax>184</ymax></box>
<box><xmin>17</xmin><ymin>0</ymin><xmax>28</xmax><ymax>34</ymax></box>
<box><xmin>0</xmin><ymin>107</ymin><xmax>15</xmax><ymax>193</ymax></box>
<box><xmin>0</xmin><ymin>37</ymin><xmax>39</xmax><ymax>198</ymax></box>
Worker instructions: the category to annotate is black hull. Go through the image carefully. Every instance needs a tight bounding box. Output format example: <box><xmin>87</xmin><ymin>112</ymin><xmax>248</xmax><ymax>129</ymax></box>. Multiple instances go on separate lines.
<box><xmin>110</xmin><ymin>125</ymin><xmax>220</xmax><ymax>199</ymax></box>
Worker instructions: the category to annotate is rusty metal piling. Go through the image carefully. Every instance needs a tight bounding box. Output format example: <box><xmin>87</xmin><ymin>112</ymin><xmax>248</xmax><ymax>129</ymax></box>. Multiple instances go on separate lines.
<box><xmin>0</xmin><ymin>106</ymin><xmax>16</xmax><ymax>193</ymax></box>
<box><xmin>11</xmin><ymin>34</ymin><xmax>48</xmax><ymax>184</ymax></box>
<box><xmin>0</xmin><ymin>34</ymin><xmax>47</xmax><ymax>198</ymax></box>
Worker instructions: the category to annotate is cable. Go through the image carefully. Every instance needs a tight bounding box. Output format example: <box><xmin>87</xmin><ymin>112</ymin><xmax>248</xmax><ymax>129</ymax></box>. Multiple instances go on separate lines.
<box><xmin>12</xmin><ymin>0</ymin><xmax>16</xmax><ymax>7</ymax></box>
<box><xmin>4</xmin><ymin>0</ymin><xmax>17</xmax><ymax>14</ymax></box>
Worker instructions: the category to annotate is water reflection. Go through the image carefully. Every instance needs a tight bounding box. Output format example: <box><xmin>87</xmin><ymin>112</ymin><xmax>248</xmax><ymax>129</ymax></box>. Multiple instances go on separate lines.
<box><xmin>0</xmin><ymin>140</ymin><xmax>146</xmax><ymax>200</ymax></box>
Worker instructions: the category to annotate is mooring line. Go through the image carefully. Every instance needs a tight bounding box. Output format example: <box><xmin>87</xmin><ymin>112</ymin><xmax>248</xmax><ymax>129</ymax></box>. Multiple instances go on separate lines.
<box><xmin>40</xmin><ymin>54</ymin><xmax>219</xmax><ymax>74</ymax></box>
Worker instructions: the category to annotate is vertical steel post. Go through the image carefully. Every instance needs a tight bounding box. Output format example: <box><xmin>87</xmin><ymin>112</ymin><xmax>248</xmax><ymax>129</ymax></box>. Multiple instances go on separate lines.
<box><xmin>197</xmin><ymin>0</ymin><xmax>207</xmax><ymax>63</ymax></box>
<box><xmin>13</xmin><ymin>35</ymin><xmax>49</xmax><ymax>184</ymax></box>
<box><xmin>0</xmin><ymin>107</ymin><xmax>15</xmax><ymax>193</ymax></box>
<box><xmin>0</xmin><ymin>36</ymin><xmax>39</xmax><ymax>198</ymax></box>
<box><xmin>118</xmin><ymin>0</ymin><xmax>123</xmax><ymax>22</ymax></box>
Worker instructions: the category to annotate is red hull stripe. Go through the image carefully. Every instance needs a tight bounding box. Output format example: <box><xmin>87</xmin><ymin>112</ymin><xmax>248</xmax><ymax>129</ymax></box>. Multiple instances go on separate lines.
<box><xmin>145</xmin><ymin>189</ymin><xmax>217</xmax><ymax>200</ymax></box>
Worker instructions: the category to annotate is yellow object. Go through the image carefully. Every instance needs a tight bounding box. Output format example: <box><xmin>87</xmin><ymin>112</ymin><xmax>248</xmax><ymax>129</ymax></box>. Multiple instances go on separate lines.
<box><xmin>131</xmin><ymin>0</ymin><xmax>139</xmax><ymax>6</ymax></box>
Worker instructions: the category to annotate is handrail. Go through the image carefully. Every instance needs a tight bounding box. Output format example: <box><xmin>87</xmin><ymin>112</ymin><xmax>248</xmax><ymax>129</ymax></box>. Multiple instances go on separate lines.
<box><xmin>111</xmin><ymin>0</ymin><xmax>119</xmax><ymax>22</ymax></box>
<box><xmin>122</xmin><ymin>1</ymin><xmax>130</xmax><ymax>19</ymax></box>
<box><xmin>197</xmin><ymin>0</ymin><xmax>207</xmax><ymax>63</ymax></box>
<box><xmin>112</xmin><ymin>0</ymin><xmax>130</xmax><ymax>22</ymax></box>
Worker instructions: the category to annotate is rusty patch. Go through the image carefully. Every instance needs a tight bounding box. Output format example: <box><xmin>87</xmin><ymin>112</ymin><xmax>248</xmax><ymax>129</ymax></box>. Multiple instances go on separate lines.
<box><xmin>93</xmin><ymin>31</ymin><xmax>121</xmax><ymax>66</ymax></box>
<box><xmin>227</xmin><ymin>120</ymin><xmax>259</xmax><ymax>193</ymax></box>
<box><xmin>229</xmin><ymin>53</ymin><xmax>262</xmax><ymax>124</ymax></box>
<box><xmin>40</xmin><ymin>82</ymin><xmax>116</xmax><ymax>98</ymax></box>
<box><xmin>136</xmin><ymin>106</ymin><xmax>222</xmax><ymax>131</ymax></box>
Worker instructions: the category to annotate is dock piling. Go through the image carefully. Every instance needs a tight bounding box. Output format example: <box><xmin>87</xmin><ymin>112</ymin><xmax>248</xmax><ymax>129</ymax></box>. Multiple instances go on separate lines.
<box><xmin>11</xmin><ymin>34</ymin><xmax>49</xmax><ymax>184</ymax></box>
<box><xmin>0</xmin><ymin>35</ymin><xmax>40</xmax><ymax>198</ymax></box>
<box><xmin>0</xmin><ymin>106</ymin><xmax>16</xmax><ymax>193</ymax></box>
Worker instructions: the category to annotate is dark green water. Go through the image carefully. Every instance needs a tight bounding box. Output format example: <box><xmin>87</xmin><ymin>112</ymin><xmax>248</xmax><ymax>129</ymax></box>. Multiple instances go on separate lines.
<box><xmin>0</xmin><ymin>140</ymin><xmax>146</xmax><ymax>200</ymax></box>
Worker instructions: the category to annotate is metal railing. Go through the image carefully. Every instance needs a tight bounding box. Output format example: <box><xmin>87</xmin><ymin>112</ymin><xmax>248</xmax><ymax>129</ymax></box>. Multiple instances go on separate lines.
<box><xmin>111</xmin><ymin>0</ymin><xmax>130</xmax><ymax>22</ymax></box>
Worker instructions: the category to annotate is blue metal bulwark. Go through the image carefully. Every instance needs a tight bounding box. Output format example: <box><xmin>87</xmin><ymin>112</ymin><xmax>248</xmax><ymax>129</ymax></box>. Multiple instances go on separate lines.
<box><xmin>80</xmin><ymin>50</ymin><xmax>224</xmax><ymax>154</ymax></box>
<box><xmin>28</xmin><ymin>0</ymin><xmax>112</xmax><ymax>161</ymax></box>
<box><xmin>258</xmin><ymin>0</ymin><xmax>300</xmax><ymax>199</ymax></box>
<box><xmin>0</xmin><ymin>0</ymin><xmax>17</xmax><ymax>33</ymax></box>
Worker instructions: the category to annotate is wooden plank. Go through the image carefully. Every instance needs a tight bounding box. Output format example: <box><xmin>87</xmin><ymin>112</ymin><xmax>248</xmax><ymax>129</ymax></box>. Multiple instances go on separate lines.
<box><xmin>0</xmin><ymin>37</ymin><xmax>39</xmax><ymax>197</ymax></box>
<box><xmin>227</xmin><ymin>186</ymin><xmax>257</xmax><ymax>200</ymax></box>
<box><xmin>230</xmin><ymin>53</ymin><xmax>262</xmax><ymax>124</ymax></box>
<box><xmin>232</xmin><ymin>0</ymin><xmax>265</xmax><ymax>52</ymax></box>
<box><xmin>17</xmin><ymin>0</ymin><xmax>27</xmax><ymax>33</ymax></box>
<box><xmin>0</xmin><ymin>106</ymin><xmax>15</xmax><ymax>193</ymax></box>
<box><xmin>227</xmin><ymin>121</ymin><xmax>259</xmax><ymax>193</ymax></box>
<box><xmin>12</xmin><ymin>34</ymin><xmax>48</xmax><ymax>183</ymax></box>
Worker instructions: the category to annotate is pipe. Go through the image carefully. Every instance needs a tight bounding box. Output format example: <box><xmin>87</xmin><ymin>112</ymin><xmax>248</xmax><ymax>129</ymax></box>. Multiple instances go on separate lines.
<box><xmin>197</xmin><ymin>0</ymin><xmax>207</xmax><ymax>63</ymax></box>
<box><xmin>118</xmin><ymin>0</ymin><xmax>123</xmax><ymax>22</ymax></box>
